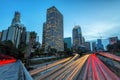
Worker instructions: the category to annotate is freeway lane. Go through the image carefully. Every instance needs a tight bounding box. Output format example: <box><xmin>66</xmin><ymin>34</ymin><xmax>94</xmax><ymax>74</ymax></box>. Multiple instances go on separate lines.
<box><xmin>77</xmin><ymin>54</ymin><xmax>120</xmax><ymax>80</ymax></box>
<box><xmin>30</xmin><ymin>53</ymin><xmax>120</xmax><ymax>80</ymax></box>
<box><xmin>48</xmin><ymin>54</ymin><xmax>89</xmax><ymax>80</ymax></box>
<box><xmin>39</xmin><ymin>54</ymin><xmax>79</xmax><ymax>80</ymax></box>
<box><xmin>30</xmin><ymin>56</ymin><xmax>72</xmax><ymax>76</ymax></box>
<box><xmin>66</xmin><ymin>54</ymin><xmax>90</xmax><ymax>80</ymax></box>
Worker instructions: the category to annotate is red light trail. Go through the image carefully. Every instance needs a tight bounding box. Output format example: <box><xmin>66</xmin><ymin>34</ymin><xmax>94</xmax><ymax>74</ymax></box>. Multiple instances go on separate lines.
<box><xmin>83</xmin><ymin>54</ymin><xmax>120</xmax><ymax>80</ymax></box>
<box><xmin>0</xmin><ymin>54</ymin><xmax>16</xmax><ymax>65</ymax></box>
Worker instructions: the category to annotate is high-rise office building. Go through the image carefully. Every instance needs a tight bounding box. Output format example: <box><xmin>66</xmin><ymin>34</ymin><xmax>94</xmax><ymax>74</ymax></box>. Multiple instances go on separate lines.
<box><xmin>36</xmin><ymin>36</ymin><xmax>39</xmax><ymax>42</ymax></box>
<box><xmin>42</xmin><ymin>23</ymin><xmax>46</xmax><ymax>49</ymax></box>
<box><xmin>0</xmin><ymin>32</ymin><xmax>2</xmax><ymax>41</ymax></box>
<box><xmin>20</xmin><ymin>27</ymin><xmax>26</xmax><ymax>43</ymax></box>
<box><xmin>92</xmin><ymin>42</ymin><xmax>96</xmax><ymax>51</ymax></box>
<box><xmin>82</xmin><ymin>37</ymin><xmax>85</xmax><ymax>46</ymax></box>
<box><xmin>1</xmin><ymin>11</ymin><xmax>26</xmax><ymax>48</ymax></box>
<box><xmin>109</xmin><ymin>36</ymin><xmax>118</xmax><ymax>45</ymax></box>
<box><xmin>26</xmin><ymin>32</ymin><xmax>30</xmax><ymax>44</ymax></box>
<box><xmin>96</xmin><ymin>39</ymin><xmax>104</xmax><ymax>51</ymax></box>
<box><xmin>43</xmin><ymin>6</ymin><xmax>64</xmax><ymax>52</ymax></box>
<box><xmin>64</xmin><ymin>37</ymin><xmax>72</xmax><ymax>49</ymax></box>
<box><xmin>7</xmin><ymin>26</ymin><xmax>16</xmax><ymax>43</ymax></box>
<box><xmin>72</xmin><ymin>25</ymin><xmax>82</xmax><ymax>50</ymax></box>
<box><xmin>11</xmin><ymin>11</ymin><xmax>21</xmax><ymax>25</ymax></box>
<box><xmin>85</xmin><ymin>42</ymin><xmax>91</xmax><ymax>51</ymax></box>
<box><xmin>1</xmin><ymin>30</ymin><xmax>8</xmax><ymax>41</ymax></box>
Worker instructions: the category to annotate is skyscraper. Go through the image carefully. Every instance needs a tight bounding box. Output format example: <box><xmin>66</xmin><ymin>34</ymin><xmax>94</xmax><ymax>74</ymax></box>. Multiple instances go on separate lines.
<box><xmin>64</xmin><ymin>37</ymin><xmax>72</xmax><ymax>49</ymax></box>
<box><xmin>26</xmin><ymin>32</ymin><xmax>30</xmax><ymax>44</ymax></box>
<box><xmin>42</xmin><ymin>6</ymin><xmax>64</xmax><ymax>52</ymax></box>
<box><xmin>42</xmin><ymin>23</ymin><xmax>46</xmax><ymax>49</ymax></box>
<box><xmin>92</xmin><ymin>42</ymin><xmax>96</xmax><ymax>51</ymax></box>
<box><xmin>1</xmin><ymin>11</ymin><xmax>26</xmax><ymax>48</ymax></box>
<box><xmin>82</xmin><ymin>37</ymin><xmax>85</xmax><ymax>46</ymax></box>
<box><xmin>0</xmin><ymin>32</ymin><xmax>2</xmax><ymax>41</ymax></box>
<box><xmin>11</xmin><ymin>11</ymin><xmax>21</xmax><ymax>25</ymax></box>
<box><xmin>1</xmin><ymin>30</ymin><xmax>8</xmax><ymax>41</ymax></box>
<box><xmin>96</xmin><ymin>39</ymin><xmax>104</xmax><ymax>51</ymax></box>
<box><xmin>109</xmin><ymin>36</ymin><xmax>118</xmax><ymax>45</ymax></box>
<box><xmin>72</xmin><ymin>25</ymin><xmax>82</xmax><ymax>50</ymax></box>
<box><xmin>36</xmin><ymin>36</ymin><xmax>39</xmax><ymax>42</ymax></box>
<box><xmin>85</xmin><ymin>42</ymin><xmax>91</xmax><ymax>51</ymax></box>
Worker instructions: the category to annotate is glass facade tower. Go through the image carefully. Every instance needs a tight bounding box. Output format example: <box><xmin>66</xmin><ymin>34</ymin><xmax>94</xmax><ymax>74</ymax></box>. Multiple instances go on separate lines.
<box><xmin>1</xmin><ymin>11</ymin><xmax>26</xmax><ymax>48</ymax></box>
<box><xmin>43</xmin><ymin>6</ymin><xmax>64</xmax><ymax>52</ymax></box>
<box><xmin>72</xmin><ymin>25</ymin><xmax>82</xmax><ymax>50</ymax></box>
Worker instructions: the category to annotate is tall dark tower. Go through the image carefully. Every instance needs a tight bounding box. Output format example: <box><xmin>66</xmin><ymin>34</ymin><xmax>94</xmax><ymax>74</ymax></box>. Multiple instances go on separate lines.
<box><xmin>72</xmin><ymin>25</ymin><xmax>82</xmax><ymax>50</ymax></box>
<box><xmin>42</xmin><ymin>6</ymin><xmax>64</xmax><ymax>52</ymax></box>
<box><xmin>11</xmin><ymin>11</ymin><xmax>21</xmax><ymax>25</ymax></box>
<box><xmin>7</xmin><ymin>11</ymin><xmax>26</xmax><ymax>48</ymax></box>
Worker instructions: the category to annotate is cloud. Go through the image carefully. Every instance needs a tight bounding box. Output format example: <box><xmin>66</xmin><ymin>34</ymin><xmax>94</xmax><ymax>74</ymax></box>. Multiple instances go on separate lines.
<box><xmin>82</xmin><ymin>19</ymin><xmax>120</xmax><ymax>41</ymax></box>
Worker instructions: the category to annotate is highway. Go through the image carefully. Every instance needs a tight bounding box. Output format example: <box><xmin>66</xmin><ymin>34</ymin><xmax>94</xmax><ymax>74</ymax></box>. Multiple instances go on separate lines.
<box><xmin>76</xmin><ymin>54</ymin><xmax>120</xmax><ymax>80</ymax></box>
<box><xmin>30</xmin><ymin>54</ymin><xmax>79</xmax><ymax>77</ymax></box>
<box><xmin>38</xmin><ymin>54</ymin><xmax>80</xmax><ymax>80</ymax></box>
<box><xmin>30</xmin><ymin>56</ymin><xmax>72</xmax><ymax>76</ymax></box>
<box><xmin>30</xmin><ymin>53</ymin><xmax>120</xmax><ymax>80</ymax></box>
<box><xmin>65</xmin><ymin>54</ymin><xmax>89</xmax><ymax>80</ymax></box>
<box><xmin>42</xmin><ymin>54</ymin><xmax>89</xmax><ymax>80</ymax></box>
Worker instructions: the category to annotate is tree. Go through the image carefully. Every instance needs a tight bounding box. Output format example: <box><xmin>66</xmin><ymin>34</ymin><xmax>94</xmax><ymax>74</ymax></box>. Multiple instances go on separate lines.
<box><xmin>33</xmin><ymin>42</ymin><xmax>40</xmax><ymax>49</ymax></box>
<box><xmin>18</xmin><ymin>42</ymin><xmax>27</xmax><ymax>60</ymax></box>
<box><xmin>47</xmin><ymin>46</ymin><xmax>57</xmax><ymax>56</ymax></box>
<box><xmin>30</xmin><ymin>31</ymin><xmax>37</xmax><ymax>45</ymax></box>
<box><xmin>50</xmin><ymin>48</ymin><xmax>57</xmax><ymax>55</ymax></box>
<box><xmin>64</xmin><ymin>48</ymin><xmax>73</xmax><ymax>56</ymax></box>
<box><xmin>106</xmin><ymin>40</ymin><xmax>120</xmax><ymax>53</ymax></box>
<box><xmin>0</xmin><ymin>40</ymin><xmax>20</xmax><ymax>59</ymax></box>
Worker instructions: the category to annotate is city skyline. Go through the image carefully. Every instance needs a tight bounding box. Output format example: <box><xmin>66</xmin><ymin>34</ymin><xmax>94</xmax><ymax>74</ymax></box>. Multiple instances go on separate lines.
<box><xmin>0</xmin><ymin>0</ymin><xmax>120</xmax><ymax>44</ymax></box>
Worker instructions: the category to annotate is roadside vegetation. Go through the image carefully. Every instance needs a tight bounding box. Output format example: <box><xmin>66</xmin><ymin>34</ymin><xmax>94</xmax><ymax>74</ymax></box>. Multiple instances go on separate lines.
<box><xmin>107</xmin><ymin>40</ymin><xmax>120</xmax><ymax>56</ymax></box>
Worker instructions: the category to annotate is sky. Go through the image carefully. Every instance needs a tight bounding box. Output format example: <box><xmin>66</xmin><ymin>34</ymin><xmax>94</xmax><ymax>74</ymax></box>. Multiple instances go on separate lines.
<box><xmin>0</xmin><ymin>0</ymin><xmax>120</xmax><ymax>48</ymax></box>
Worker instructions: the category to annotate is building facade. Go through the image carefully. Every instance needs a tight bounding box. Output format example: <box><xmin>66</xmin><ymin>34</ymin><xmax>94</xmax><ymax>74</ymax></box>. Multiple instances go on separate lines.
<box><xmin>36</xmin><ymin>36</ymin><xmax>39</xmax><ymax>42</ymax></box>
<box><xmin>0</xmin><ymin>32</ymin><xmax>2</xmax><ymax>41</ymax></box>
<box><xmin>1</xmin><ymin>12</ymin><xmax>26</xmax><ymax>48</ymax></box>
<box><xmin>85</xmin><ymin>42</ymin><xmax>91</xmax><ymax>51</ymax></box>
<box><xmin>96</xmin><ymin>39</ymin><xmax>104</xmax><ymax>51</ymax></box>
<box><xmin>72</xmin><ymin>25</ymin><xmax>82</xmax><ymax>50</ymax></box>
<box><xmin>109</xmin><ymin>36</ymin><xmax>118</xmax><ymax>45</ymax></box>
<box><xmin>42</xmin><ymin>23</ymin><xmax>46</xmax><ymax>49</ymax></box>
<box><xmin>42</xmin><ymin>6</ymin><xmax>64</xmax><ymax>52</ymax></box>
<box><xmin>92</xmin><ymin>42</ymin><xmax>96</xmax><ymax>51</ymax></box>
<box><xmin>82</xmin><ymin>37</ymin><xmax>85</xmax><ymax>46</ymax></box>
<box><xmin>64</xmin><ymin>37</ymin><xmax>72</xmax><ymax>49</ymax></box>
<box><xmin>1</xmin><ymin>30</ymin><xmax>8</xmax><ymax>41</ymax></box>
<box><xmin>26</xmin><ymin>32</ymin><xmax>30</xmax><ymax>44</ymax></box>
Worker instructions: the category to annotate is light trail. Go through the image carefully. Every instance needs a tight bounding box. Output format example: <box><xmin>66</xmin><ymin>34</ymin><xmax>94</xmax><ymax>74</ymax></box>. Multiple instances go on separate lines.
<box><xmin>97</xmin><ymin>52</ymin><xmax>120</xmax><ymax>62</ymax></box>
<box><xmin>66</xmin><ymin>54</ymin><xmax>90</xmax><ymax>80</ymax></box>
<box><xmin>79</xmin><ymin>54</ymin><xmax>120</xmax><ymax>80</ymax></box>
<box><xmin>38</xmin><ymin>54</ymin><xmax>79</xmax><ymax>80</ymax></box>
<box><xmin>93</xmin><ymin>54</ymin><xmax>120</xmax><ymax>80</ymax></box>
<box><xmin>30</xmin><ymin>56</ymin><xmax>72</xmax><ymax>76</ymax></box>
<box><xmin>54</xmin><ymin>54</ymin><xmax>89</xmax><ymax>80</ymax></box>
